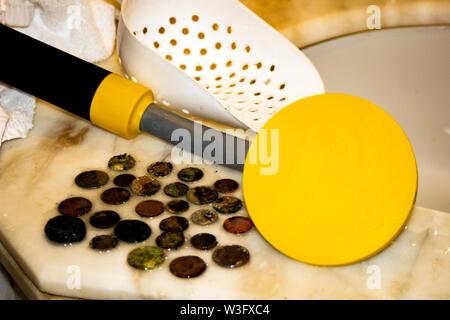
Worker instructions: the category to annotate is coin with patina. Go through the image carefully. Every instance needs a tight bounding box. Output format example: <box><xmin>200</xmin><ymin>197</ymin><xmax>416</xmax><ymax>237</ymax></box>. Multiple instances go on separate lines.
<box><xmin>169</xmin><ymin>256</ymin><xmax>206</xmax><ymax>278</ymax></box>
<box><xmin>166</xmin><ymin>200</ymin><xmax>189</xmax><ymax>214</ymax></box>
<box><xmin>114</xmin><ymin>220</ymin><xmax>151</xmax><ymax>243</ymax></box>
<box><xmin>108</xmin><ymin>154</ymin><xmax>136</xmax><ymax>171</ymax></box>
<box><xmin>58</xmin><ymin>197</ymin><xmax>92</xmax><ymax>217</ymax></box>
<box><xmin>190</xmin><ymin>209</ymin><xmax>219</xmax><ymax>226</ymax></box>
<box><xmin>135</xmin><ymin>200</ymin><xmax>164</xmax><ymax>217</ymax></box>
<box><xmin>147</xmin><ymin>161</ymin><xmax>173</xmax><ymax>177</ymax></box>
<box><xmin>113</xmin><ymin>174</ymin><xmax>136</xmax><ymax>187</ymax></box>
<box><xmin>89</xmin><ymin>235</ymin><xmax>119</xmax><ymax>251</ymax></box>
<box><xmin>156</xmin><ymin>231</ymin><xmax>185</xmax><ymax>250</ymax></box>
<box><xmin>214</xmin><ymin>179</ymin><xmax>239</xmax><ymax>193</ymax></box>
<box><xmin>45</xmin><ymin>215</ymin><xmax>86</xmax><ymax>244</ymax></box>
<box><xmin>177</xmin><ymin>167</ymin><xmax>203</xmax><ymax>182</ymax></box>
<box><xmin>127</xmin><ymin>246</ymin><xmax>165</xmax><ymax>270</ymax></box>
<box><xmin>213</xmin><ymin>196</ymin><xmax>243</xmax><ymax>214</ymax></box>
<box><xmin>130</xmin><ymin>176</ymin><xmax>161</xmax><ymax>196</ymax></box>
<box><xmin>212</xmin><ymin>245</ymin><xmax>250</xmax><ymax>268</ymax></box>
<box><xmin>223</xmin><ymin>216</ymin><xmax>253</xmax><ymax>234</ymax></box>
<box><xmin>190</xmin><ymin>233</ymin><xmax>218</xmax><ymax>250</ymax></box>
<box><xmin>75</xmin><ymin>170</ymin><xmax>109</xmax><ymax>189</ymax></box>
<box><xmin>186</xmin><ymin>186</ymin><xmax>218</xmax><ymax>205</ymax></box>
<box><xmin>101</xmin><ymin>187</ymin><xmax>130</xmax><ymax>205</ymax></box>
<box><xmin>163</xmin><ymin>182</ymin><xmax>189</xmax><ymax>197</ymax></box>
<box><xmin>159</xmin><ymin>216</ymin><xmax>189</xmax><ymax>232</ymax></box>
<box><xmin>90</xmin><ymin>210</ymin><xmax>121</xmax><ymax>229</ymax></box>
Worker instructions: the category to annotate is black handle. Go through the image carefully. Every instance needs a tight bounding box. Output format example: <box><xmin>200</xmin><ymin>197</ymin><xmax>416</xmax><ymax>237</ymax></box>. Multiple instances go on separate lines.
<box><xmin>0</xmin><ymin>23</ymin><xmax>111</xmax><ymax>120</ymax></box>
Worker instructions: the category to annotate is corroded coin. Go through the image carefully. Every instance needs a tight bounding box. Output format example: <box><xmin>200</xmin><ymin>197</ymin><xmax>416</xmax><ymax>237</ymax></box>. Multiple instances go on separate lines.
<box><xmin>163</xmin><ymin>182</ymin><xmax>189</xmax><ymax>197</ymax></box>
<box><xmin>156</xmin><ymin>231</ymin><xmax>185</xmax><ymax>250</ymax></box>
<box><xmin>89</xmin><ymin>210</ymin><xmax>120</xmax><ymax>229</ymax></box>
<box><xmin>190</xmin><ymin>233</ymin><xmax>218</xmax><ymax>250</ymax></box>
<box><xmin>159</xmin><ymin>216</ymin><xmax>189</xmax><ymax>232</ymax></box>
<box><xmin>127</xmin><ymin>246</ymin><xmax>165</xmax><ymax>270</ymax></box>
<box><xmin>114</xmin><ymin>220</ymin><xmax>151</xmax><ymax>243</ymax></box>
<box><xmin>214</xmin><ymin>179</ymin><xmax>239</xmax><ymax>193</ymax></box>
<box><xmin>147</xmin><ymin>161</ymin><xmax>173</xmax><ymax>177</ymax></box>
<box><xmin>190</xmin><ymin>209</ymin><xmax>218</xmax><ymax>226</ymax></box>
<box><xmin>186</xmin><ymin>186</ymin><xmax>218</xmax><ymax>205</ymax></box>
<box><xmin>108</xmin><ymin>154</ymin><xmax>136</xmax><ymax>171</ymax></box>
<box><xmin>45</xmin><ymin>215</ymin><xmax>86</xmax><ymax>244</ymax></box>
<box><xmin>177</xmin><ymin>167</ymin><xmax>203</xmax><ymax>182</ymax></box>
<box><xmin>89</xmin><ymin>235</ymin><xmax>119</xmax><ymax>251</ymax></box>
<box><xmin>75</xmin><ymin>170</ymin><xmax>109</xmax><ymax>189</ymax></box>
<box><xmin>135</xmin><ymin>200</ymin><xmax>164</xmax><ymax>218</ymax></box>
<box><xmin>166</xmin><ymin>200</ymin><xmax>189</xmax><ymax>214</ymax></box>
<box><xmin>58</xmin><ymin>197</ymin><xmax>92</xmax><ymax>217</ymax></box>
<box><xmin>212</xmin><ymin>245</ymin><xmax>250</xmax><ymax>268</ymax></box>
<box><xmin>101</xmin><ymin>187</ymin><xmax>130</xmax><ymax>205</ymax></box>
<box><xmin>169</xmin><ymin>256</ymin><xmax>206</xmax><ymax>278</ymax></box>
<box><xmin>113</xmin><ymin>174</ymin><xmax>136</xmax><ymax>187</ymax></box>
<box><xmin>130</xmin><ymin>176</ymin><xmax>161</xmax><ymax>196</ymax></box>
<box><xmin>213</xmin><ymin>196</ymin><xmax>243</xmax><ymax>214</ymax></box>
<box><xmin>223</xmin><ymin>216</ymin><xmax>253</xmax><ymax>234</ymax></box>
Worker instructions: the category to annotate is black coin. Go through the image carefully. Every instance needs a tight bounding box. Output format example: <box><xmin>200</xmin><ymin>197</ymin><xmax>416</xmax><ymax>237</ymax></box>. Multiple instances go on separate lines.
<box><xmin>156</xmin><ymin>231</ymin><xmax>184</xmax><ymax>250</ymax></box>
<box><xmin>135</xmin><ymin>200</ymin><xmax>164</xmax><ymax>217</ymax></box>
<box><xmin>178</xmin><ymin>167</ymin><xmax>203</xmax><ymax>182</ymax></box>
<box><xmin>113</xmin><ymin>174</ymin><xmax>136</xmax><ymax>187</ymax></box>
<box><xmin>159</xmin><ymin>216</ymin><xmax>189</xmax><ymax>232</ymax></box>
<box><xmin>214</xmin><ymin>179</ymin><xmax>239</xmax><ymax>193</ymax></box>
<box><xmin>130</xmin><ymin>176</ymin><xmax>161</xmax><ymax>196</ymax></box>
<box><xmin>186</xmin><ymin>186</ymin><xmax>218</xmax><ymax>205</ymax></box>
<box><xmin>166</xmin><ymin>200</ymin><xmax>189</xmax><ymax>214</ymax></box>
<box><xmin>101</xmin><ymin>187</ymin><xmax>130</xmax><ymax>205</ymax></box>
<box><xmin>212</xmin><ymin>245</ymin><xmax>250</xmax><ymax>268</ymax></box>
<box><xmin>45</xmin><ymin>215</ymin><xmax>86</xmax><ymax>244</ymax></box>
<box><xmin>190</xmin><ymin>209</ymin><xmax>219</xmax><ymax>225</ymax></box>
<box><xmin>114</xmin><ymin>220</ymin><xmax>151</xmax><ymax>243</ymax></box>
<box><xmin>147</xmin><ymin>161</ymin><xmax>173</xmax><ymax>177</ymax></box>
<box><xmin>89</xmin><ymin>235</ymin><xmax>119</xmax><ymax>251</ymax></box>
<box><xmin>163</xmin><ymin>182</ymin><xmax>189</xmax><ymax>197</ymax></box>
<box><xmin>108</xmin><ymin>154</ymin><xmax>136</xmax><ymax>171</ymax></box>
<box><xmin>213</xmin><ymin>196</ymin><xmax>243</xmax><ymax>214</ymax></box>
<box><xmin>75</xmin><ymin>170</ymin><xmax>109</xmax><ymax>189</ymax></box>
<box><xmin>58</xmin><ymin>197</ymin><xmax>92</xmax><ymax>217</ymax></box>
<box><xmin>190</xmin><ymin>233</ymin><xmax>218</xmax><ymax>250</ymax></box>
<box><xmin>169</xmin><ymin>256</ymin><xmax>206</xmax><ymax>278</ymax></box>
<box><xmin>90</xmin><ymin>210</ymin><xmax>121</xmax><ymax>229</ymax></box>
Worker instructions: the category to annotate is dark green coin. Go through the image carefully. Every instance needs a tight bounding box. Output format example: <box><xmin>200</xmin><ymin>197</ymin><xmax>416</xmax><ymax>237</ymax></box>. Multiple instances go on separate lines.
<box><xmin>223</xmin><ymin>216</ymin><xmax>253</xmax><ymax>234</ymax></box>
<box><xmin>127</xmin><ymin>246</ymin><xmax>165</xmax><ymax>270</ymax></box>
<box><xmin>113</xmin><ymin>174</ymin><xmax>136</xmax><ymax>187</ymax></box>
<box><xmin>89</xmin><ymin>235</ymin><xmax>119</xmax><ymax>251</ymax></box>
<box><xmin>186</xmin><ymin>186</ymin><xmax>218</xmax><ymax>205</ymax></box>
<box><xmin>75</xmin><ymin>170</ymin><xmax>109</xmax><ymax>189</ymax></box>
<box><xmin>159</xmin><ymin>216</ymin><xmax>189</xmax><ymax>232</ymax></box>
<box><xmin>190</xmin><ymin>233</ymin><xmax>217</xmax><ymax>250</ymax></box>
<box><xmin>190</xmin><ymin>209</ymin><xmax>219</xmax><ymax>225</ymax></box>
<box><xmin>45</xmin><ymin>215</ymin><xmax>86</xmax><ymax>244</ymax></box>
<box><xmin>214</xmin><ymin>179</ymin><xmax>239</xmax><ymax>193</ymax></box>
<box><xmin>135</xmin><ymin>200</ymin><xmax>164</xmax><ymax>217</ymax></box>
<box><xmin>169</xmin><ymin>256</ymin><xmax>206</xmax><ymax>278</ymax></box>
<box><xmin>108</xmin><ymin>154</ymin><xmax>136</xmax><ymax>171</ymax></box>
<box><xmin>177</xmin><ymin>167</ymin><xmax>203</xmax><ymax>182</ymax></box>
<box><xmin>58</xmin><ymin>197</ymin><xmax>92</xmax><ymax>217</ymax></box>
<box><xmin>166</xmin><ymin>200</ymin><xmax>189</xmax><ymax>214</ymax></box>
<box><xmin>130</xmin><ymin>176</ymin><xmax>161</xmax><ymax>196</ymax></box>
<box><xmin>164</xmin><ymin>182</ymin><xmax>189</xmax><ymax>197</ymax></box>
<box><xmin>212</xmin><ymin>245</ymin><xmax>250</xmax><ymax>268</ymax></box>
<box><xmin>114</xmin><ymin>220</ymin><xmax>151</xmax><ymax>243</ymax></box>
<box><xmin>147</xmin><ymin>161</ymin><xmax>173</xmax><ymax>177</ymax></box>
<box><xmin>101</xmin><ymin>187</ymin><xmax>130</xmax><ymax>205</ymax></box>
<box><xmin>90</xmin><ymin>210</ymin><xmax>121</xmax><ymax>229</ymax></box>
<box><xmin>156</xmin><ymin>231</ymin><xmax>185</xmax><ymax>250</ymax></box>
<box><xmin>213</xmin><ymin>196</ymin><xmax>243</xmax><ymax>214</ymax></box>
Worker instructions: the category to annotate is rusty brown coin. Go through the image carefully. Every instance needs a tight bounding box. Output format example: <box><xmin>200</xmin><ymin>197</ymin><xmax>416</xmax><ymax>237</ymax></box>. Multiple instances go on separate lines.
<box><xmin>190</xmin><ymin>233</ymin><xmax>218</xmax><ymax>250</ymax></box>
<box><xmin>177</xmin><ymin>167</ymin><xmax>203</xmax><ymax>182</ymax></box>
<box><xmin>113</xmin><ymin>174</ymin><xmax>136</xmax><ymax>187</ymax></box>
<box><xmin>156</xmin><ymin>231</ymin><xmax>185</xmax><ymax>250</ymax></box>
<box><xmin>214</xmin><ymin>179</ymin><xmax>239</xmax><ymax>193</ymax></box>
<box><xmin>223</xmin><ymin>216</ymin><xmax>253</xmax><ymax>234</ymax></box>
<box><xmin>163</xmin><ymin>182</ymin><xmax>189</xmax><ymax>197</ymax></box>
<box><xmin>166</xmin><ymin>200</ymin><xmax>189</xmax><ymax>214</ymax></box>
<box><xmin>212</xmin><ymin>245</ymin><xmax>250</xmax><ymax>268</ymax></box>
<box><xmin>159</xmin><ymin>216</ymin><xmax>189</xmax><ymax>232</ymax></box>
<box><xmin>147</xmin><ymin>161</ymin><xmax>173</xmax><ymax>177</ymax></box>
<box><xmin>169</xmin><ymin>256</ymin><xmax>206</xmax><ymax>278</ymax></box>
<box><xmin>101</xmin><ymin>188</ymin><xmax>131</xmax><ymax>205</ymax></box>
<box><xmin>213</xmin><ymin>196</ymin><xmax>243</xmax><ymax>214</ymax></box>
<box><xmin>75</xmin><ymin>170</ymin><xmax>109</xmax><ymax>189</ymax></box>
<box><xmin>89</xmin><ymin>235</ymin><xmax>119</xmax><ymax>251</ymax></box>
<box><xmin>186</xmin><ymin>186</ymin><xmax>218</xmax><ymax>205</ymax></box>
<box><xmin>130</xmin><ymin>176</ymin><xmax>161</xmax><ymax>196</ymax></box>
<box><xmin>135</xmin><ymin>200</ymin><xmax>164</xmax><ymax>217</ymax></box>
<box><xmin>58</xmin><ymin>197</ymin><xmax>92</xmax><ymax>217</ymax></box>
<box><xmin>190</xmin><ymin>209</ymin><xmax>218</xmax><ymax>225</ymax></box>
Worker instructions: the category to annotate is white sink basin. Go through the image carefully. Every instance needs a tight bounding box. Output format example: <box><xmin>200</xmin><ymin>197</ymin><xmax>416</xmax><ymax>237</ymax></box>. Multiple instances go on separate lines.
<box><xmin>303</xmin><ymin>26</ymin><xmax>450</xmax><ymax>213</ymax></box>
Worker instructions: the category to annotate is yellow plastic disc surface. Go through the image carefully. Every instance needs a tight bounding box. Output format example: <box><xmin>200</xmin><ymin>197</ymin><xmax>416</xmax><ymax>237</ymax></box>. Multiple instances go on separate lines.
<box><xmin>243</xmin><ymin>93</ymin><xmax>417</xmax><ymax>266</ymax></box>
